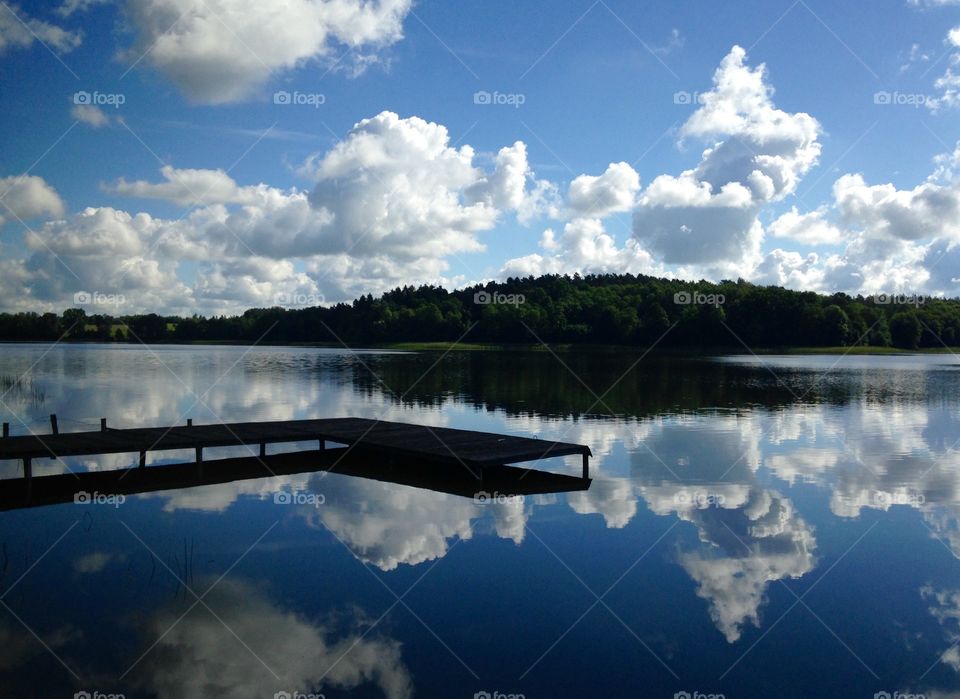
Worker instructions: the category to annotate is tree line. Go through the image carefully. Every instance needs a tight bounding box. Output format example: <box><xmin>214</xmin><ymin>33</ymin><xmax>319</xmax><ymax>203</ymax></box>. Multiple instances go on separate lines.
<box><xmin>0</xmin><ymin>274</ymin><xmax>954</xmax><ymax>349</ymax></box>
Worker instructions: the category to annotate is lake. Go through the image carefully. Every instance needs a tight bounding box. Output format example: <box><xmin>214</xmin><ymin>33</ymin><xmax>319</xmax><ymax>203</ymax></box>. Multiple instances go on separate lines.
<box><xmin>1</xmin><ymin>343</ymin><xmax>959</xmax><ymax>698</ymax></box>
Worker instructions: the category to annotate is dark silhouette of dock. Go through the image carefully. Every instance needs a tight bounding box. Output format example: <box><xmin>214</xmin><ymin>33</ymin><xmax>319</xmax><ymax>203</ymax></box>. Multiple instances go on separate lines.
<box><xmin>0</xmin><ymin>446</ymin><xmax>592</xmax><ymax>511</ymax></box>
<box><xmin>0</xmin><ymin>416</ymin><xmax>592</xmax><ymax>508</ymax></box>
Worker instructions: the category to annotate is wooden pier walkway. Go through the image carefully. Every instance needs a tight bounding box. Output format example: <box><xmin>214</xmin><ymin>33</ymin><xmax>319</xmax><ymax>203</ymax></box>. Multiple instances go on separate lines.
<box><xmin>0</xmin><ymin>417</ymin><xmax>592</xmax><ymax>478</ymax></box>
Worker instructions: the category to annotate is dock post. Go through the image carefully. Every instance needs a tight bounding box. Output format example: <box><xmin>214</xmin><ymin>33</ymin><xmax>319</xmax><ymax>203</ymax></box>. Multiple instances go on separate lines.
<box><xmin>259</xmin><ymin>442</ymin><xmax>266</xmax><ymax>458</ymax></box>
<box><xmin>48</xmin><ymin>414</ymin><xmax>59</xmax><ymax>460</ymax></box>
<box><xmin>139</xmin><ymin>451</ymin><xmax>146</xmax><ymax>468</ymax></box>
<box><xmin>100</xmin><ymin>418</ymin><xmax>107</xmax><ymax>432</ymax></box>
<box><xmin>23</xmin><ymin>456</ymin><xmax>31</xmax><ymax>480</ymax></box>
<box><xmin>2</xmin><ymin>422</ymin><xmax>8</xmax><ymax>438</ymax></box>
<box><xmin>582</xmin><ymin>453</ymin><xmax>589</xmax><ymax>479</ymax></box>
<box><xmin>187</xmin><ymin>418</ymin><xmax>193</xmax><ymax>427</ymax></box>
<box><xmin>319</xmin><ymin>440</ymin><xmax>325</xmax><ymax>451</ymax></box>
<box><xmin>195</xmin><ymin>447</ymin><xmax>202</xmax><ymax>463</ymax></box>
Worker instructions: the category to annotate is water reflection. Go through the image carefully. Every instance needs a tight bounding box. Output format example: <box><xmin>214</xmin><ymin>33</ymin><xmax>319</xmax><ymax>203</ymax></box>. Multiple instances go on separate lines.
<box><xmin>132</xmin><ymin>580</ymin><xmax>412</xmax><ymax>699</ymax></box>
<box><xmin>677</xmin><ymin>489</ymin><xmax>815</xmax><ymax>643</ymax></box>
<box><xmin>3</xmin><ymin>346</ymin><xmax>960</xmax><ymax>696</ymax></box>
<box><xmin>303</xmin><ymin>472</ymin><xmax>531</xmax><ymax>571</ymax></box>
<box><xmin>923</xmin><ymin>586</ymin><xmax>960</xmax><ymax>676</ymax></box>
<box><xmin>626</xmin><ymin>418</ymin><xmax>815</xmax><ymax>642</ymax></box>
<box><xmin>0</xmin><ymin>619</ymin><xmax>79</xmax><ymax>672</ymax></box>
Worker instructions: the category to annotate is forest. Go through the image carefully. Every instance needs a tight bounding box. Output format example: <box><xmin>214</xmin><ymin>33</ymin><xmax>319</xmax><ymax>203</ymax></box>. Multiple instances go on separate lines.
<box><xmin>0</xmin><ymin>273</ymin><xmax>954</xmax><ymax>350</ymax></box>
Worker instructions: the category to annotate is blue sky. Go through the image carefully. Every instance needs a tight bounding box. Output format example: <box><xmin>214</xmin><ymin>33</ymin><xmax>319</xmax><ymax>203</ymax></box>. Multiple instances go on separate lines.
<box><xmin>1</xmin><ymin>0</ymin><xmax>959</xmax><ymax>314</ymax></box>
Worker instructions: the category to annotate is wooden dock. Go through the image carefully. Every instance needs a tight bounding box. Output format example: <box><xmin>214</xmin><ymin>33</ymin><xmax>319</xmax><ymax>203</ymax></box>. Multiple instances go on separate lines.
<box><xmin>0</xmin><ymin>417</ymin><xmax>592</xmax><ymax>478</ymax></box>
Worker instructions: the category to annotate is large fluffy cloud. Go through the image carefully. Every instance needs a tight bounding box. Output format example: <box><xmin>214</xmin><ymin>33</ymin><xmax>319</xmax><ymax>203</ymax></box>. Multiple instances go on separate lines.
<box><xmin>4</xmin><ymin>112</ymin><xmax>563</xmax><ymax>313</ymax></box>
<box><xmin>500</xmin><ymin>43</ymin><xmax>960</xmax><ymax>297</ymax></box>
<box><xmin>761</xmin><ymin>139</ymin><xmax>960</xmax><ymax>296</ymax></box>
<box><xmin>502</xmin><ymin>217</ymin><xmax>659</xmax><ymax>277</ymax></box>
<box><xmin>110</xmin><ymin>164</ymin><xmax>284</xmax><ymax>207</ymax></box>
<box><xmin>121</xmin><ymin>0</ymin><xmax>412</xmax><ymax>103</ymax></box>
<box><xmin>0</xmin><ymin>174</ymin><xmax>65</xmax><ymax>225</ymax></box>
<box><xmin>632</xmin><ymin>45</ymin><xmax>822</xmax><ymax>273</ymax></box>
<box><xmin>566</xmin><ymin>162</ymin><xmax>641</xmax><ymax>218</ymax></box>
<box><xmin>304</xmin><ymin>111</ymin><xmax>496</xmax><ymax>259</ymax></box>
<box><xmin>769</xmin><ymin>207</ymin><xmax>844</xmax><ymax>246</ymax></box>
<box><xmin>19</xmin><ymin>206</ymin><xmax>193</xmax><ymax>312</ymax></box>
<box><xmin>8</xmin><ymin>41</ymin><xmax>960</xmax><ymax>313</ymax></box>
<box><xmin>503</xmin><ymin>45</ymin><xmax>824</xmax><ymax>282</ymax></box>
<box><xmin>834</xmin><ymin>173</ymin><xmax>960</xmax><ymax>245</ymax></box>
<box><xmin>465</xmin><ymin>141</ymin><xmax>559</xmax><ymax>223</ymax></box>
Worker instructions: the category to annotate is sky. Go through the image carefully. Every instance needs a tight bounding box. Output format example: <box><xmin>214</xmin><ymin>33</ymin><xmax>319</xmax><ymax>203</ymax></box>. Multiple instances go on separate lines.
<box><xmin>1</xmin><ymin>0</ymin><xmax>959</xmax><ymax>315</ymax></box>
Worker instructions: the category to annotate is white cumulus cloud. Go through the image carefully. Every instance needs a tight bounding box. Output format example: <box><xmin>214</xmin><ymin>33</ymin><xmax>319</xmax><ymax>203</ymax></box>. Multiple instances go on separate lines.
<box><xmin>0</xmin><ymin>174</ymin><xmax>65</xmax><ymax>225</ymax></box>
<box><xmin>122</xmin><ymin>0</ymin><xmax>412</xmax><ymax>103</ymax></box>
<box><xmin>633</xmin><ymin>45</ymin><xmax>821</xmax><ymax>273</ymax></box>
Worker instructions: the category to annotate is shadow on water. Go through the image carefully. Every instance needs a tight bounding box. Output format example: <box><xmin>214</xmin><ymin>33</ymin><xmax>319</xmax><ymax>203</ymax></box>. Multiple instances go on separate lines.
<box><xmin>0</xmin><ymin>447</ymin><xmax>590</xmax><ymax>512</ymax></box>
<box><xmin>346</xmin><ymin>350</ymin><xmax>960</xmax><ymax>418</ymax></box>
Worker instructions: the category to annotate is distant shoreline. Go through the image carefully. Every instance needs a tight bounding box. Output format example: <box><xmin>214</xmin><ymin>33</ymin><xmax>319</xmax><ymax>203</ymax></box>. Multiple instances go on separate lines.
<box><xmin>0</xmin><ymin>339</ymin><xmax>954</xmax><ymax>356</ymax></box>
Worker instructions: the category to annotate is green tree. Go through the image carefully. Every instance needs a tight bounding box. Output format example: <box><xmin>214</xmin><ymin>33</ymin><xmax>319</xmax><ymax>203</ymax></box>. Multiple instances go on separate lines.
<box><xmin>890</xmin><ymin>311</ymin><xmax>922</xmax><ymax>349</ymax></box>
<box><xmin>61</xmin><ymin>308</ymin><xmax>87</xmax><ymax>334</ymax></box>
<box><xmin>822</xmin><ymin>305</ymin><xmax>850</xmax><ymax>346</ymax></box>
<box><xmin>867</xmin><ymin>313</ymin><xmax>892</xmax><ymax>347</ymax></box>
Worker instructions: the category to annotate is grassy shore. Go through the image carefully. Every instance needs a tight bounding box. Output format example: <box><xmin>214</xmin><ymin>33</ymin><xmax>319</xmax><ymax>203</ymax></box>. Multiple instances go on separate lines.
<box><xmin>383</xmin><ymin>342</ymin><xmax>960</xmax><ymax>355</ymax></box>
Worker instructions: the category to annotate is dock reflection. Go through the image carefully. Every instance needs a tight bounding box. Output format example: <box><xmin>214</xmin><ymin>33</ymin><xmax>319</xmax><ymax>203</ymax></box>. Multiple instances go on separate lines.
<box><xmin>0</xmin><ymin>447</ymin><xmax>590</xmax><ymax>511</ymax></box>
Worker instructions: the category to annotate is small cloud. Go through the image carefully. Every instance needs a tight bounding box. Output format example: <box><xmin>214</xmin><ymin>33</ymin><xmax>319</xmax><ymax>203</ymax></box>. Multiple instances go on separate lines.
<box><xmin>71</xmin><ymin>103</ymin><xmax>109</xmax><ymax>128</ymax></box>
<box><xmin>908</xmin><ymin>0</ymin><xmax>960</xmax><ymax>7</ymax></box>
<box><xmin>56</xmin><ymin>0</ymin><xmax>109</xmax><ymax>17</ymax></box>
<box><xmin>651</xmin><ymin>28</ymin><xmax>684</xmax><ymax>56</ymax></box>
<box><xmin>73</xmin><ymin>551</ymin><xmax>112</xmax><ymax>574</ymax></box>
<box><xmin>928</xmin><ymin>25</ymin><xmax>960</xmax><ymax>110</ymax></box>
<box><xmin>899</xmin><ymin>43</ymin><xmax>932</xmax><ymax>73</ymax></box>
<box><xmin>0</xmin><ymin>4</ymin><xmax>82</xmax><ymax>55</ymax></box>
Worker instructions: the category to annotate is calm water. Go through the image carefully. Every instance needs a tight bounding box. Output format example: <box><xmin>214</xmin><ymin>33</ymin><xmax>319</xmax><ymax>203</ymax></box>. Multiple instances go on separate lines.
<box><xmin>1</xmin><ymin>344</ymin><xmax>960</xmax><ymax>698</ymax></box>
